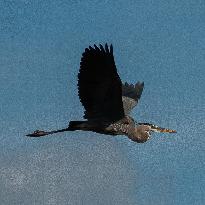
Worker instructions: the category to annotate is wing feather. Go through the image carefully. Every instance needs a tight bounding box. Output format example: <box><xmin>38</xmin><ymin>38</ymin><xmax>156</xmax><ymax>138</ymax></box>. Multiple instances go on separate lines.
<box><xmin>122</xmin><ymin>82</ymin><xmax>144</xmax><ymax>114</ymax></box>
<box><xmin>78</xmin><ymin>44</ymin><xmax>125</xmax><ymax>121</ymax></box>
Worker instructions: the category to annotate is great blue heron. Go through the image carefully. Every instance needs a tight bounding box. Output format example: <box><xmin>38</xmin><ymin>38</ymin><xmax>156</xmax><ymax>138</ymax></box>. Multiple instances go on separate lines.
<box><xmin>27</xmin><ymin>44</ymin><xmax>176</xmax><ymax>142</ymax></box>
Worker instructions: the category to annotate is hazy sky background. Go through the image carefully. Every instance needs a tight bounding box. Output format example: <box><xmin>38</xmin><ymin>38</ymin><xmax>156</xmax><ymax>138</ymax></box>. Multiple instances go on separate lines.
<box><xmin>0</xmin><ymin>0</ymin><xmax>204</xmax><ymax>204</ymax></box>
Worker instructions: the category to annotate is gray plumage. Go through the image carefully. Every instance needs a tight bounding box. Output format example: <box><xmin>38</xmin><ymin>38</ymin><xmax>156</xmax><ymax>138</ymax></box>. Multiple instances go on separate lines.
<box><xmin>122</xmin><ymin>82</ymin><xmax>144</xmax><ymax>114</ymax></box>
<box><xmin>27</xmin><ymin>43</ymin><xmax>176</xmax><ymax>142</ymax></box>
<box><xmin>69</xmin><ymin>44</ymin><xmax>176</xmax><ymax>143</ymax></box>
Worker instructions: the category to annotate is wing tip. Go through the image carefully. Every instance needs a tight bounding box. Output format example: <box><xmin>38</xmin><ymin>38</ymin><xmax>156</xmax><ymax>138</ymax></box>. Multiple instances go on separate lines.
<box><xmin>99</xmin><ymin>44</ymin><xmax>105</xmax><ymax>52</ymax></box>
<box><xmin>110</xmin><ymin>44</ymin><xmax>113</xmax><ymax>54</ymax></box>
<box><xmin>84</xmin><ymin>43</ymin><xmax>113</xmax><ymax>54</ymax></box>
<box><xmin>124</xmin><ymin>81</ymin><xmax>144</xmax><ymax>88</ymax></box>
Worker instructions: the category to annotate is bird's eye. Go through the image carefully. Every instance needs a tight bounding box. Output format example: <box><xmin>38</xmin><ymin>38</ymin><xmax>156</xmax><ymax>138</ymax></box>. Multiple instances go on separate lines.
<box><xmin>145</xmin><ymin>131</ymin><xmax>151</xmax><ymax>136</ymax></box>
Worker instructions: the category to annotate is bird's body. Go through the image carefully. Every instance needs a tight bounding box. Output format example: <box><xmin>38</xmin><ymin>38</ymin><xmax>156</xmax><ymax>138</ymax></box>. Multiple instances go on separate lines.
<box><xmin>68</xmin><ymin>115</ymin><xmax>134</xmax><ymax>136</ymax></box>
<box><xmin>27</xmin><ymin>43</ymin><xmax>176</xmax><ymax>142</ymax></box>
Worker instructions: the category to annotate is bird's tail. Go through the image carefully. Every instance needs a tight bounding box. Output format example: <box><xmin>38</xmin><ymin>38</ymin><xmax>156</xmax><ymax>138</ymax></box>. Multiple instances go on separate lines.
<box><xmin>67</xmin><ymin>121</ymin><xmax>86</xmax><ymax>131</ymax></box>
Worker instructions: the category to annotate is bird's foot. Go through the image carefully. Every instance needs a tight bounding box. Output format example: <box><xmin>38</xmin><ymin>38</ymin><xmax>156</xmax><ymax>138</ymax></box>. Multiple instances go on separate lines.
<box><xmin>26</xmin><ymin>130</ymin><xmax>49</xmax><ymax>137</ymax></box>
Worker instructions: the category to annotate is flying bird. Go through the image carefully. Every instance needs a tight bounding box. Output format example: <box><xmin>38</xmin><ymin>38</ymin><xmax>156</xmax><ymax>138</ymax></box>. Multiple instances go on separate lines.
<box><xmin>27</xmin><ymin>44</ymin><xmax>176</xmax><ymax>142</ymax></box>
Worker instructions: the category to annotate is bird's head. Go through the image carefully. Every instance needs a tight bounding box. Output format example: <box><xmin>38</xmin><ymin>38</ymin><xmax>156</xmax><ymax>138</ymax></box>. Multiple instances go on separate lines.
<box><xmin>128</xmin><ymin>123</ymin><xmax>176</xmax><ymax>143</ymax></box>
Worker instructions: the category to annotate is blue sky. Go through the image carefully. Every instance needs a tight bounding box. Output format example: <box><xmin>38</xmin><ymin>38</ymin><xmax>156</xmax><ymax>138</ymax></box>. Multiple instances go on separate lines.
<box><xmin>0</xmin><ymin>0</ymin><xmax>204</xmax><ymax>204</ymax></box>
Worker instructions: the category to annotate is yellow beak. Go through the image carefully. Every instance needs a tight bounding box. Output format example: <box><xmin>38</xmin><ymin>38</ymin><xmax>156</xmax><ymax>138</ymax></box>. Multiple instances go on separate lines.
<box><xmin>151</xmin><ymin>127</ymin><xmax>177</xmax><ymax>133</ymax></box>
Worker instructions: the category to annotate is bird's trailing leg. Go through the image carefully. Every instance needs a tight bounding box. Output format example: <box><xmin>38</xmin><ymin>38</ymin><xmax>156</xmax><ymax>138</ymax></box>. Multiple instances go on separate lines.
<box><xmin>26</xmin><ymin>121</ymin><xmax>94</xmax><ymax>137</ymax></box>
<box><xmin>26</xmin><ymin>128</ymin><xmax>70</xmax><ymax>137</ymax></box>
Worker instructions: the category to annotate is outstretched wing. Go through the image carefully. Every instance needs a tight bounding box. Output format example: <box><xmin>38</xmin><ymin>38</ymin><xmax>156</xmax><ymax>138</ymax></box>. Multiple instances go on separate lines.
<box><xmin>78</xmin><ymin>44</ymin><xmax>125</xmax><ymax>122</ymax></box>
<box><xmin>122</xmin><ymin>82</ymin><xmax>144</xmax><ymax>114</ymax></box>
